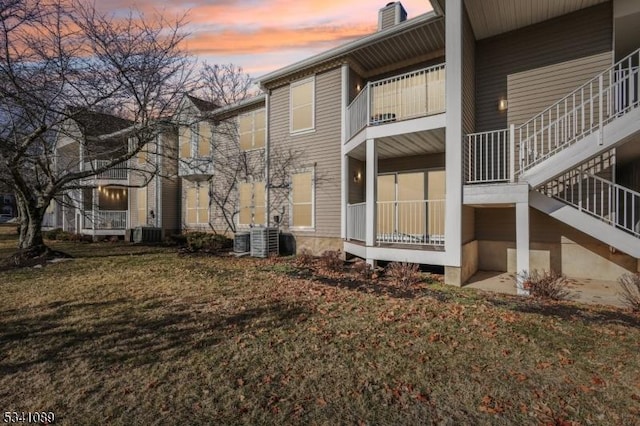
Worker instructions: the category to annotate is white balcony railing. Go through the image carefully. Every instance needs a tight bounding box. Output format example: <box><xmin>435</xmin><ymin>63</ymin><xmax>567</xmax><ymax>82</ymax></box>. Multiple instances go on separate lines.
<box><xmin>376</xmin><ymin>199</ymin><xmax>445</xmax><ymax>246</ymax></box>
<box><xmin>465</xmin><ymin>127</ymin><xmax>514</xmax><ymax>184</ymax></box>
<box><xmin>346</xmin><ymin>63</ymin><xmax>446</xmax><ymax>141</ymax></box>
<box><xmin>83</xmin><ymin>210</ymin><xmax>127</xmax><ymax>230</ymax></box>
<box><xmin>346</xmin><ymin>202</ymin><xmax>366</xmax><ymax>241</ymax></box>
<box><xmin>83</xmin><ymin>160</ymin><xmax>129</xmax><ymax>180</ymax></box>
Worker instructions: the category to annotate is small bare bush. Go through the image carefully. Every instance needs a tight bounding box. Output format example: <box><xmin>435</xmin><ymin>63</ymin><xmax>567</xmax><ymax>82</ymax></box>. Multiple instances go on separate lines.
<box><xmin>352</xmin><ymin>259</ymin><xmax>372</xmax><ymax>281</ymax></box>
<box><xmin>519</xmin><ymin>270</ymin><xmax>570</xmax><ymax>300</ymax></box>
<box><xmin>618</xmin><ymin>273</ymin><xmax>640</xmax><ymax>311</ymax></box>
<box><xmin>386</xmin><ymin>262</ymin><xmax>422</xmax><ymax>286</ymax></box>
<box><xmin>319</xmin><ymin>250</ymin><xmax>343</xmax><ymax>272</ymax></box>
<box><xmin>295</xmin><ymin>248</ymin><xmax>315</xmax><ymax>268</ymax></box>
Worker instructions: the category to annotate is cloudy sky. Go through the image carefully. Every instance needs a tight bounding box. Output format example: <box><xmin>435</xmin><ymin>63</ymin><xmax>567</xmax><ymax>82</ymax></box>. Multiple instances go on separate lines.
<box><xmin>102</xmin><ymin>1</ymin><xmax>432</xmax><ymax>77</ymax></box>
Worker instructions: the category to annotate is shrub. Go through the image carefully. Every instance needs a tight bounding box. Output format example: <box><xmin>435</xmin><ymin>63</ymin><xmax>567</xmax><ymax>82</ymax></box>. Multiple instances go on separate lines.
<box><xmin>352</xmin><ymin>258</ymin><xmax>373</xmax><ymax>281</ymax></box>
<box><xmin>386</xmin><ymin>262</ymin><xmax>422</xmax><ymax>286</ymax></box>
<box><xmin>165</xmin><ymin>234</ymin><xmax>187</xmax><ymax>247</ymax></box>
<box><xmin>319</xmin><ymin>250</ymin><xmax>343</xmax><ymax>272</ymax></box>
<box><xmin>184</xmin><ymin>232</ymin><xmax>232</xmax><ymax>254</ymax></box>
<box><xmin>618</xmin><ymin>273</ymin><xmax>640</xmax><ymax>311</ymax></box>
<box><xmin>44</xmin><ymin>228</ymin><xmax>64</xmax><ymax>240</ymax></box>
<box><xmin>295</xmin><ymin>248</ymin><xmax>315</xmax><ymax>268</ymax></box>
<box><xmin>518</xmin><ymin>270</ymin><xmax>570</xmax><ymax>300</ymax></box>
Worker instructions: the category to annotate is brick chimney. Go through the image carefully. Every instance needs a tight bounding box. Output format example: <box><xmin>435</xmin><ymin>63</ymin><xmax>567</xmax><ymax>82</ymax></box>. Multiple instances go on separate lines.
<box><xmin>378</xmin><ymin>2</ymin><xmax>408</xmax><ymax>31</ymax></box>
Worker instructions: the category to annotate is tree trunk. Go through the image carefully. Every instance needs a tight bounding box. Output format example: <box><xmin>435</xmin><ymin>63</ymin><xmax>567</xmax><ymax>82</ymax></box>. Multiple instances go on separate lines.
<box><xmin>17</xmin><ymin>198</ymin><xmax>47</xmax><ymax>255</ymax></box>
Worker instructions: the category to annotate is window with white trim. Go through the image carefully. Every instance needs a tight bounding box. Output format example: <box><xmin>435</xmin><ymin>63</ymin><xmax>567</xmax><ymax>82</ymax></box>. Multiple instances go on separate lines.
<box><xmin>291</xmin><ymin>171</ymin><xmax>314</xmax><ymax>228</ymax></box>
<box><xmin>179</xmin><ymin>125</ymin><xmax>192</xmax><ymax>159</ymax></box>
<box><xmin>239</xmin><ymin>109</ymin><xmax>266</xmax><ymax>151</ymax></box>
<box><xmin>137</xmin><ymin>187</ymin><xmax>147</xmax><ymax>225</ymax></box>
<box><xmin>186</xmin><ymin>185</ymin><xmax>209</xmax><ymax>224</ymax></box>
<box><xmin>238</xmin><ymin>181</ymin><xmax>265</xmax><ymax>226</ymax></box>
<box><xmin>290</xmin><ymin>77</ymin><xmax>315</xmax><ymax>133</ymax></box>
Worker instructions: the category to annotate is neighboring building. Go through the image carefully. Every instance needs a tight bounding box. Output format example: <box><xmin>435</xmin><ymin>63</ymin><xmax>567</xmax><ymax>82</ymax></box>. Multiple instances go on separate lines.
<box><xmin>174</xmin><ymin>95</ymin><xmax>218</xmax><ymax>232</ymax></box>
<box><xmin>0</xmin><ymin>193</ymin><xmax>16</xmax><ymax>217</ymax></box>
<box><xmin>50</xmin><ymin>109</ymin><xmax>180</xmax><ymax>238</ymax></box>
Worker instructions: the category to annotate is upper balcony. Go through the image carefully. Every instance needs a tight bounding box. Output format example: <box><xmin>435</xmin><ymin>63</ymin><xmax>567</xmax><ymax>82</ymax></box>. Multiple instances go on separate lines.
<box><xmin>82</xmin><ymin>160</ymin><xmax>129</xmax><ymax>181</ymax></box>
<box><xmin>346</xmin><ymin>63</ymin><xmax>446</xmax><ymax>143</ymax></box>
<box><xmin>179</xmin><ymin>157</ymin><xmax>214</xmax><ymax>181</ymax></box>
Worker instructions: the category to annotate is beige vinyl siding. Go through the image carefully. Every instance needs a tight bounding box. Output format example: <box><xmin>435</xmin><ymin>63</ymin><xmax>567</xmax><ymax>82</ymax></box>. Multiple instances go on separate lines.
<box><xmin>348</xmin><ymin>157</ymin><xmax>365</xmax><ymax>204</ymax></box>
<box><xmin>269</xmin><ymin>67</ymin><xmax>342</xmax><ymax>237</ymax></box>
<box><xmin>462</xmin><ymin>6</ymin><xmax>476</xmax><ymax>134</ymax></box>
<box><xmin>475</xmin><ymin>3</ymin><xmax>613</xmax><ymax>132</ymax></box>
<box><xmin>507</xmin><ymin>52</ymin><xmax>613</xmax><ymax>126</ymax></box>
<box><xmin>380</xmin><ymin>7</ymin><xmax>395</xmax><ymax>30</ymax></box>
<box><xmin>154</xmin><ymin>129</ymin><xmax>180</xmax><ymax>234</ymax></box>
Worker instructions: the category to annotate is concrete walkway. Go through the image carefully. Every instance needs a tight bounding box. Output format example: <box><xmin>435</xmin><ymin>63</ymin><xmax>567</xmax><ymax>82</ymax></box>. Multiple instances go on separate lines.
<box><xmin>464</xmin><ymin>270</ymin><xmax>627</xmax><ymax>309</ymax></box>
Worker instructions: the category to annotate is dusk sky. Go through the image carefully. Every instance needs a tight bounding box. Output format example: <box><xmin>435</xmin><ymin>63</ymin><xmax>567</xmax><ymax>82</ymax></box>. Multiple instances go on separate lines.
<box><xmin>102</xmin><ymin>1</ymin><xmax>432</xmax><ymax>78</ymax></box>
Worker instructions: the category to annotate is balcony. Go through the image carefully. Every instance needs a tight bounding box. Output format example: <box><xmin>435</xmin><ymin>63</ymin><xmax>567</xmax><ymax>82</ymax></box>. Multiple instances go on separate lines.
<box><xmin>179</xmin><ymin>157</ymin><xmax>214</xmax><ymax>181</ymax></box>
<box><xmin>83</xmin><ymin>210</ymin><xmax>127</xmax><ymax>231</ymax></box>
<box><xmin>346</xmin><ymin>63</ymin><xmax>446</xmax><ymax>142</ymax></box>
<box><xmin>82</xmin><ymin>160</ymin><xmax>129</xmax><ymax>181</ymax></box>
<box><xmin>347</xmin><ymin>199</ymin><xmax>445</xmax><ymax>246</ymax></box>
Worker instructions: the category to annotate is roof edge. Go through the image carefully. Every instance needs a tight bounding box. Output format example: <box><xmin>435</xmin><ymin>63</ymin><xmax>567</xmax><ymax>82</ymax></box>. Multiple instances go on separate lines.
<box><xmin>256</xmin><ymin>10</ymin><xmax>439</xmax><ymax>87</ymax></box>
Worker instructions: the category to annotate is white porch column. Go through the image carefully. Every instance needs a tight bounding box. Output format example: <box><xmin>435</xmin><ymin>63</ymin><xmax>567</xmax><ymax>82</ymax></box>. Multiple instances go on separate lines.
<box><xmin>340</xmin><ymin>63</ymin><xmax>349</xmax><ymax>239</ymax></box>
<box><xmin>516</xmin><ymin>201</ymin><xmax>530</xmax><ymax>295</ymax></box>
<box><xmin>444</xmin><ymin>0</ymin><xmax>464</xmax><ymax>281</ymax></box>
<box><xmin>365</xmin><ymin>138</ymin><xmax>377</xmax><ymax>248</ymax></box>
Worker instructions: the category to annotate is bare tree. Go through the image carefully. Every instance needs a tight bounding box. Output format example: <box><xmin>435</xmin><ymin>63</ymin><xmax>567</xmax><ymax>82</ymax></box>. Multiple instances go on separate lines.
<box><xmin>197</xmin><ymin>63</ymin><xmax>255</xmax><ymax>106</ymax></box>
<box><xmin>0</xmin><ymin>0</ymin><xmax>192</xmax><ymax>257</ymax></box>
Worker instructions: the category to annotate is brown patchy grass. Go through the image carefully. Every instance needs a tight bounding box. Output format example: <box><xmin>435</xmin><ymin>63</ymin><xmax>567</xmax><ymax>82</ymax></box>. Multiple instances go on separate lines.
<box><xmin>1</xmin><ymin>226</ymin><xmax>640</xmax><ymax>425</ymax></box>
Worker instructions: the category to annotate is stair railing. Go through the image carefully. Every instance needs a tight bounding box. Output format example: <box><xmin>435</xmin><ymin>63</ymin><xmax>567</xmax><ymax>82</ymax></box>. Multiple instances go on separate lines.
<box><xmin>519</xmin><ymin>47</ymin><xmax>640</xmax><ymax>173</ymax></box>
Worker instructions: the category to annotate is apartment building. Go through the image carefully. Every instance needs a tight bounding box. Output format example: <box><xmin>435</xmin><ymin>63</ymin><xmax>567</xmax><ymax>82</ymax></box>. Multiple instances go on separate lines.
<box><xmin>248</xmin><ymin>0</ymin><xmax>640</xmax><ymax>287</ymax></box>
<box><xmin>176</xmin><ymin>93</ymin><xmax>267</xmax><ymax>234</ymax></box>
<box><xmin>50</xmin><ymin>110</ymin><xmax>180</xmax><ymax>238</ymax></box>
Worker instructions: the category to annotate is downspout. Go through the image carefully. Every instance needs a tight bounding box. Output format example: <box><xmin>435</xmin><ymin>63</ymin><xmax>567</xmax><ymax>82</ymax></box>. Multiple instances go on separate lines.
<box><xmin>265</xmin><ymin>90</ymin><xmax>271</xmax><ymax>228</ymax></box>
<box><xmin>156</xmin><ymin>132</ymin><xmax>162</xmax><ymax>229</ymax></box>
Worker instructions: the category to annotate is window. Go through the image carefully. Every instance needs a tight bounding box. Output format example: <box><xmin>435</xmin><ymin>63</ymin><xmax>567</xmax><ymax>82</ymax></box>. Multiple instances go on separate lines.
<box><xmin>291</xmin><ymin>171</ymin><xmax>313</xmax><ymax>228</ymax></box>
<box><xmin>197</xmin><ymin>121</ymin><xmax>211</xmax><ymax>157</ymax></box>
<box><xmin>137</xmin><ymin>187</ymin><xmax>147</xmax><ymax>225</ymax></box>
<box><xmin>290</xmin><ymin>77</ymin><xmax>315</xmax><ymax>133</ymax></box>
<box><xmin>186</xmin><ymin>185</ymin><xmax>209</xmax><ymax>224</ymax></box>
<box><xmin>238</xmin><ymin>181</ymin><xmax>265</xmax><ymax>226</ymax></box>
<box><xmin>179</xmin><ymin>125</ymin><xmax>192</xmax><ymax>159</ymax></box>
<box><xmin>239</xmin><ymin>109</ymin><xmax>266</xmax><ymax>150</ymax></box>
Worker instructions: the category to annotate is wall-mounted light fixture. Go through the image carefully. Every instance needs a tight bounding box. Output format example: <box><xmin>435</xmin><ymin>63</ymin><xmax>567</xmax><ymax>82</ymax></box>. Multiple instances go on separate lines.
<box><xmin>356</xmin><ymin>84</ymin><xmax>361</xmax><ymax>92</ymax></box>
<box><xmin>498</xmin><ymin>98</ymin><xmax>508</xmax><ymax>112</ymax></box>
<box><xmin>353</xmin><ymin>171</ymin><xmax>362</xmax><ymax>183</ymax></box>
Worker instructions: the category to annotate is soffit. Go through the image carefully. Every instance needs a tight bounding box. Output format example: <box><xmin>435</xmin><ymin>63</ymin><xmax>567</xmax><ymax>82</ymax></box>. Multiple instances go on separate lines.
<box><xmin>350</xmin><ymin>128</ymin><xmax>446</xmax><ymax>161</ymax></box>
<box><xmin>465</xmin><ymin>0</ymin><xmax>609</xmax><ymax>40</ymax></box>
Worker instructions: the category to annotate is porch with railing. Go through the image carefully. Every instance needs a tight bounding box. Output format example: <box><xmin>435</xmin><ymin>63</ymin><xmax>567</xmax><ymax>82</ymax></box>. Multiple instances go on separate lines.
<box><xmin>346</xmin><ymin>199</ymin><xmax>445</xmax><ymax>246</ymax></box>
<box><xmin>464</xmin><ymin>47</ymin><xmax>640</xmax><ymax>185</ymax></box>
<box><xmin>346</xmin><ymin>63</ymin><xmax>446</xmax><ymax>141</ymax></box>
<box><xmin>83</xmin><ymin>160</ymin><xmax>129</xmax><ymax>180</ymax></box>
<box><xmin>83</xmin><ymin>210</ymin><xmax>127</xmax><ymax>230</ymax></box>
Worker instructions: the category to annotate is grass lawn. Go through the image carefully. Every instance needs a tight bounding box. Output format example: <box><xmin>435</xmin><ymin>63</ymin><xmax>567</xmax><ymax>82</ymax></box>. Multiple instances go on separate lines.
<box><xmin>1</xmin><ymin>225</ymin><xmax>640</xmax><ymax>425</ymax></box>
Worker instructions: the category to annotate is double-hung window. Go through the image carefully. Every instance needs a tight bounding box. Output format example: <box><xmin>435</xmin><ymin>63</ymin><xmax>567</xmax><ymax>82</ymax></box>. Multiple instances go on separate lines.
<box><xmin>186</xmin><ymin>185</ymin><xmax>209</xmax><ymax>225</ymax></box>
<box><xmin>290</xmin><ymin>77</ymin><xmax>315</xmax><ymax>133</ymax></box>
<box><xmin>291</xmin><ymin>171</ymin><xmax>314</xmax><ymax>228</ymax></box>
<box><xmin>238</xmin><ymin>181</ymin><xmax>265</xmax><ymax>226</ymax></box>
<box><xmin>239</xmin><ymin>109</ymin><xmax>265</xmax><ymax>151</ymax></box>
